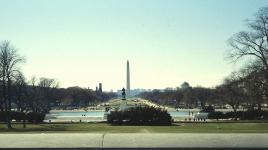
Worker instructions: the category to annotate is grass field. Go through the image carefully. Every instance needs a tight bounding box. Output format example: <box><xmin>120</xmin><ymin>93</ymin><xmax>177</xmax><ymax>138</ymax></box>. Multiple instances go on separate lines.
<box><xmin>1</xmin><ymin>122</ymin><xmax>268</xmax><ymax>133</ymax></box>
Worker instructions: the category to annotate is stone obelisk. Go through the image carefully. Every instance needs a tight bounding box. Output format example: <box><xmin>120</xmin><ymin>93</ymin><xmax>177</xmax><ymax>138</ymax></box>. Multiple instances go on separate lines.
<box><xmin>126</xmin><ymin>60</ymin><xmax>130</xmax><ymax>97</ymax></box>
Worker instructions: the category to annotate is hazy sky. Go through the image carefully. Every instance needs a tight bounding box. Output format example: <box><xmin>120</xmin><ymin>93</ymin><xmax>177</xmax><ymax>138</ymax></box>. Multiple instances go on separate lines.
<box><xmin>0</xmin><ymin>0</ymin><xmax>268</xmax><ymax>91</ymax></box>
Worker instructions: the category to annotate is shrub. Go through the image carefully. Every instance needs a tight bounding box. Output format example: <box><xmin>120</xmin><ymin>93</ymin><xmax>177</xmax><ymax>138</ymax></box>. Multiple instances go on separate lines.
<box><xmin>201</xmin><ymin>105</ymin><xmax>215</xmax><ymax>113</ymax></box>
<box><xmin>107</xmin><ymin>106</ymin><xmax>172</xmax><ymax>125</ymax></box>
<box><xmin>0</xmin><ymin>111</ymin><xmax>27</xmax><ymax>122</ymax></box>
<box><xmin>208</xmin><ymin>111</ymin><xmax>224</xmax><ymax>120</ymax></box>
<box><xmin>208</xmin><ymin>110</ymin><xmax>268</xmax><ymax>120</ymax></box>
<box><xmin>225</xmin><ymin>111</ymin><xmax>236</xmax><ymax>119</ymax></box>
<box><xmin>11</xmin><ymin>111</ymin><xmax>27</xmax><ymax>121</ymax></box>
<box><xmin>239</xmin><ymin>110</ymin><xmax>268</xmax><ymax>120</ymax></box>
<box><xmin>0</xmin><ymin>111</ymin><xmax>45</xmax><ymax>123</ymax></box>
<box><xmin>261</xmin><ymin>110</ymin><xmax>268</xmax><ymax>120</ymax></box>
<box><xmin>27</xmin><ymin>112</ymin><xmax>45</xmax><ymax>123</ymax></box>
<box><xmin>0</xmin><ymin>112</ymin><xmax>7</xmax><ymax>122</ymax></box>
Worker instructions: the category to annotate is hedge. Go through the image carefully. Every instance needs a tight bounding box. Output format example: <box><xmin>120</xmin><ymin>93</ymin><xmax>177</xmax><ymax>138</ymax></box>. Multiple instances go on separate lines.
<box><xmin>107</xmin><ymin>106</ymin><xmax>172</xmax><ymax>125</ymax></box>
<box><xmin>208</xmin><ymin>110</ymin><xmax>268</xmax><ymax>120</ymax></box>
<box><xmin>0</xmin><ymin>111</ymin><xmax>45</xmax><ymax>123</ymax></box>
<box><xmin>27</xmin><ymin>112</ymin><xmax>45</xmax><ymax>123</ymax></box>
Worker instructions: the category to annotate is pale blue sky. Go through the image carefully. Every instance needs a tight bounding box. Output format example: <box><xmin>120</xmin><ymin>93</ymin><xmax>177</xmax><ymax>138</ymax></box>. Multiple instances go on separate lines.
<box><xmin>0</xmin><ymin>0</ymin><xmax>267</xmax><ymax>91</ymax></box>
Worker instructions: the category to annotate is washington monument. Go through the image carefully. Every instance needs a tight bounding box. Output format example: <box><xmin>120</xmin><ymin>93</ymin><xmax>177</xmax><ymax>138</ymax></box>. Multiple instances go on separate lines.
<box><xmin>126</xmin><ymin>60</ymin><xmax>130</xmax><ymax>97</ymax></box>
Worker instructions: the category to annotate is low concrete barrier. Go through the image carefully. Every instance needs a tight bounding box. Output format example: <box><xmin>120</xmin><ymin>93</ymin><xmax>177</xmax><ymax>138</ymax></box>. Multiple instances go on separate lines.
<box><xmin>0</xmin><ymin>133</ymin><xmax>267</xmax><ymax>149</ymax></box>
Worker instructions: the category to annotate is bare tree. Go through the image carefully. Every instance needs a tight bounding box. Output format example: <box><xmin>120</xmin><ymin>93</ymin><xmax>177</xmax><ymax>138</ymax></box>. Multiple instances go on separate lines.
<box><xmin>13</xmin><ymin>71</ymin><xmax>27</xmax><ymax>112</ymax></box>
<box><xmin>228</xmin><ymin>6</ymin><xmax>268</xmax><ymax>109</ymax></box>
<box><xmin>0</xmin><ymin>68</ymin><xmax>3</xmax><ymax>112</ymax></box>
<box><xmin>238</xmin><ymin>61</ymin><xmax>266</xmax><ymax>110</ymax></box>
<box><xmin>38</xmin><ymin>77</ymin><xmax>58</xmax><ymax>112</ymax></box>
<box><xmin>27</xmin><ymin>76</ymin><xmax>39</xmax><ymax>112</ymax></box>
<box><xmin>228</xmin><ymin>6</ymin><xmax>268</xmax><ymax>68</ymax></box>
<box><xmin>216</xmin><ymin>73</ymin><xmax>245</xmax><ymax>120</ymax></box>
<box><xmin>0</xmin><ymin>41</ymin><xmax>25</xmax><ymax>129</ymax></box>
<box><xmin>25</xmin><ymin>76</ymin><xmax>59</xmax><ymax>113</ymax></box>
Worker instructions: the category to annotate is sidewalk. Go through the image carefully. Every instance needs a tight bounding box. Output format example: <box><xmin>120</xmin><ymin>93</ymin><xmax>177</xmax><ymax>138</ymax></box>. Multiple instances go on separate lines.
<box><xmin>0</xmin><ymin>133</ymin><xmax>267</xmax><ymax>148</ymax></box>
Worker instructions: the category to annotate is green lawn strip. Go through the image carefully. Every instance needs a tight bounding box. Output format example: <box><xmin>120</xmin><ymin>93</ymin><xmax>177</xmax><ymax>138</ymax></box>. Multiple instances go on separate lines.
<box><xmin>0</xmin><ymin>123</ymin><xmax>268</xmax><ymax>133</ymax></box>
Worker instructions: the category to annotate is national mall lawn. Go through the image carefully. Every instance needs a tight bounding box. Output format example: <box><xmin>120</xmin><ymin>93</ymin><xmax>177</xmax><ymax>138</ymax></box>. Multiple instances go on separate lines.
<box><xmin>1</xmin><ymin>122</ymin><xmax>268</xmax><ymax>133</ymax></box>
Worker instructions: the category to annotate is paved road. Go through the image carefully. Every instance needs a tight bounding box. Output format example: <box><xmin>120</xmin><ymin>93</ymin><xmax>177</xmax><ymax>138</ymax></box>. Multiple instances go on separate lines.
<box><xmin>0</xmin><ymin>133</ymin><xmax>268</xmax><ymax>148</ymax></box>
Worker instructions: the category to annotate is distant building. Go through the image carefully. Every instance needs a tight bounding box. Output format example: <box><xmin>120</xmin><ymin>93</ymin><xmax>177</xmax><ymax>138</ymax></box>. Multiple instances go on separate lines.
<box><xmin>96</xmin><ymin>86</ymin><xmax>98</xmax><ymax>92</ymax></box>
<box><xmin>95</xmin><ymin>83</ymin><xmax>103</xmax><ymax>93</ymax></box>
<box><xmin>99</xmin><ymin>83</ymin><xmax>102</xmax><ymax>93</ymax></box>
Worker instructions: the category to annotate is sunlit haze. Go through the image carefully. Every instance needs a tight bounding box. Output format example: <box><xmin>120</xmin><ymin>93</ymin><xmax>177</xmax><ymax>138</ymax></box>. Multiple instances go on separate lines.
<box><xmin>1</xmin><ymin>0</ymin><xmax>268</xmax><ymax>91</ymax></box>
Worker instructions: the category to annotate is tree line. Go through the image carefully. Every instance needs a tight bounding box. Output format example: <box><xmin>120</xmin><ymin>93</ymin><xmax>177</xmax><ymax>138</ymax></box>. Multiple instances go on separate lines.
<box><xmin>139</xmin><ymin>82</ymin><xmax>214</xmax><ymax>109</ymax></box>
<box><xmin>0</xmin><ymin>41</ymin><xmax>116</xmax><ymax>128</ymax></box>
